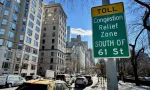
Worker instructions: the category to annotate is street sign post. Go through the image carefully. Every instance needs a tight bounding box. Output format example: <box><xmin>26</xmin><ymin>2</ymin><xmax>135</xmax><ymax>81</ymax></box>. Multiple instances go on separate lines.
<box><xmin>92</xmin><ymin>2</ymin><xmax>130</xmax><ymax>58</ymax></box>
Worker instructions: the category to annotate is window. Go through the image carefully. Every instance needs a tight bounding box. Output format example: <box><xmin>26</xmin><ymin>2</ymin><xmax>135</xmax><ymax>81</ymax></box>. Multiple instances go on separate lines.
<box><xmin>2</xmin><ymin>19</ymin><xmax>7</xmax><ymax>25</ymax></box>
<box><xmin>4</xmin><ymin>10</ymin><xmax>9</xmax><ymax>16</ymax></box>
<box><xmin>14</xmin><ymin>5</ymin><xmax>19</xmax><ymax>13</ymax></box>
<box><xmin>42</xmin><ymin>46</ymin><xmax>44</xmax><ymax>50</ymax></box>
<box><xmin>38</xmin><ymin>7</ymin><xmax>42</xmax><ymax>14</ymax></box>
<box><xmin>10</xmin><ymin>22</ymin><xmax>16</xmax><ymax>30</ymax></box>
<box><xmin>31</xmin><ymin>65</ymin><xmax>35</xmax><ymax>70</ymax></box>
<box><xmin>12</xmin><ymin>13</ymin><xmax>17</xmax><ymax>21</ymax></box>
<box><xmin>22</xmin><ymin>64</ymin><xmax>28</xmax><ymax>69</ymax></box>
<box><xmin>36</xmin><ymin>26</ymin><xmax>40</xmax><ymax>32</ymax></box>
<box><xmin>0</xmin><ymin>7</ymin><xmax>2</xmax><ymax>12</ymax></box>
<box><xmin>0</xmin><ymin>39</ymin><xmax>3</xmax><ymax>45</ymax></box>
<box><xmin>37</xmin><ymin>13</ymin><xmax>41</xmax><ymax>19</ymax></box>
<box><xmin>4</xmin><ymin>51</ymin><xmax>12</xmax><ymax>58</ymax></box>
<box><xmin>6</xmin><ymin>41</ymin><xmax>13</xmax><ymax>48</ymax></box>
<box><xmin>0</xmin><ymin>29</ymin><xmax>5</xmax><ymax>34</ymax></box>
<box><xmin>33</xmin><ymin>49</ymin><xmax>38</xmax><ymax>54</ymax></box>
<box><xmin>21</xmin><ymin>27</ymin><xmax>25</xmax><ymax>32</ymax></box>
<box><xmin>22</xmin><ymin>18</ymin><xmax>26</xmax><ymax>25</ymax></box>
<box><xmin>34</xmin><ymin>41</ymin><xmax>38</xmax><ymax>47</ymax></box>
<box><xmin>15</xmin><ymin>64</ymin><xmax>19</xmax><ymax>71</ymax></box>
<box><xmin>20</xmin><ymin>35</ymin><xmax>24</xmax><ymax>41</ymax></box>
<box><xmin>36</xmin><ymin>20</ymin><xmax>40</xmax><ymax>26</ymax></box>
<box><xmin>51</xmin><ymin>58</ymin><xmax>53</xmax><ymax>63</ymax></box>
<box><xmin>25</xmin><ymin>3</ymin><xmax>29</xmax><ymax>9</ymax></box>
<box><xmin>29</xmin><ymin>13</ymin><xmax>34</xmax><ymax>21</ymax></box>
<box><xmin>53</xmin><ymin>26</ymin><xmax>55</xmax><ymax>30</ymax></box>
<box><xmin>32</xmin><ymin>0</ymin><xmax>36</xmax><ymax>7</ymax></box>
<box><xmin>44</xmin><ymin>27</ymin><xmax>46</xmax><ymax>31</ymax></box>
<box><xmin>51</xmin><ymin>52</ymin><xmax>54</xmax><ymax>56</ymax></box>
<box><xmin>52</xmin><ymin>39</ymin><xmax>55</xmax><ymax>43</ymax></box>
<box><xmin>39</xmin><ymin>2</ymin><xmax>42</xmax><ymax>7</ymax></box>
<box><xmin>27</xmin><ymin>28</ymin><xmax>32</xmax><ymax>36</ymax></box>
<box><xmin>28</xmin><ymin>21</ymin><xmax>34</xmax><ymax>28</ymax></box>
<box><xmin>43</xmin><ymin>33</ymin><xmax>46</xmax><ymax>37</ymax></box>
<box><xmin>34</xmin><ymin>33</ymin><xmax>39</xmax><ymax>40</ymax></box>
<box><xmin>2</xmin><ymin>62</ymin><xmax>10</xmax><ymax>69</ymax></box>
<box><xmin>25</xmin><ymin>45</ymin><xmax>31</xmax><ymax>52</ymax></box>
<box><xmin>6</xmin><ymin>1</ymin><xmax>11</xmax><ymax>7</ymax></box>
<box><xmin>18</xmin><ymin>44</ymin><xmax>23</xmax><ymax>49</ymax></box>
<box><xmin>42</xmin><ymin>40</ymin><xmax>45</xmax><ymax>44</ymax></box>
<box><xmin>24</xmin><ymin>54</ymin><xmax>29</xmax><ymax>60</ymax></box>
<box><xmin>0</xmin><ymin>0</ymin><xmax>4</xmax><ymax>4</ymax></box>
<box><xmin>50</xmin><ymin>65</ymin><xmax>53</xmax><ymax>70</ymax></box>
<box><xmin>51</xmin><ymin>45</ymin><xmax>54</xmax><ymax>49</ymax></box>
<box><xmin>52</xmin><ymin>32</ymin><xmax>55</xmax><ymax>37</ymax></box>
<box><xmin>54</xmin><ymin>8</ymin><xmax>57</xmax><ymax>12</ymax></box>
<box><xmin>24</xmin><ymin>10</ymin><xmax>28</xmax><ymax>17</ymax></box>
<box><xmin>8</xmin><ymin>31</ymin><xmax>15</xmax><ymax>38</ymax></box>
<box><xmin>32</xmin><ymin>56</ymin><xmax>37</xmax><ymax>62</ymax></box>
<box><xmin>31</xmin><ymin>7</ymin><xmax>35</xmax><ymax>14</ymax></box>
<box><xmin>26</xmin><ymin>37</ymin><xmax>31</xmax><ymax>43</ymax></box>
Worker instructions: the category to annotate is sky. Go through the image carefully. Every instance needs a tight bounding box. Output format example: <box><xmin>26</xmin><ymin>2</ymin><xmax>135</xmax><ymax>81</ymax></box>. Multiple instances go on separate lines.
<box><xmin>43</xmin><ymin>0</ymin><xmax>127</xmax><ymax>48</ymax></box>
<box><xmin>43</xmin><ymin>0</ymin><xmax>149</xmax><ymax>62</ymax></box>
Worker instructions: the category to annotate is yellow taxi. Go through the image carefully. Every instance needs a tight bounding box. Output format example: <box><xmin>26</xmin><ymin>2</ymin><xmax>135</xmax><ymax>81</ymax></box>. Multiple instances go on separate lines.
<box><xmin>15</xmin><ymin>79</ymin><xmax>74</xmax><ymax>90</ymax></box>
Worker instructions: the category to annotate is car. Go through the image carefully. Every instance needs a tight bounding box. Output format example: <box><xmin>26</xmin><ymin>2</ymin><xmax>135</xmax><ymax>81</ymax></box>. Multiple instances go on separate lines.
<box><xmin>0</xmin><ymin>75</ymin><xmax>26</xmax><ymax>88</ymax></box>
<box><xmin>56</xmin><ymin>74</ymin><xmax>71</xmax><ymax>84</ymax></box>
<box><xmin>15</xmin><ymin>79</ymin><xmax>73</xmax><ymax>90</ymax></box>
<box><xmin>25</xmin><ymin>75</ymin><xmax>41</xmax><ymax>81</ymax></box>
<box><xmin>75</xmin><ymin>77</ymin><xmax>88</xmax><ymax>88</ymax></box>
<box><xmin>84</xmin><ymin>75</ymin><xmax>93</xmax><ymax>85</ymax></box>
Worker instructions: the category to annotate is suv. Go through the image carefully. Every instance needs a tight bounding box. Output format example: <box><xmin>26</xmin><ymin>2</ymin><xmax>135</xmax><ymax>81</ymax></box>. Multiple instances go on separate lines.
<box><xmin>84</xmin><ymin>75</ymin><xmax>93</xmax><ymax>85</ymax></box>
<box><xmin>75</xmin><ymin>77</ymin><xmax>88</xmax><ymax>88</ymax></box>
<box><xmin>16</xmin><ymin>79</ymin><xmax>73</xmax><ymax>90</ymax></box>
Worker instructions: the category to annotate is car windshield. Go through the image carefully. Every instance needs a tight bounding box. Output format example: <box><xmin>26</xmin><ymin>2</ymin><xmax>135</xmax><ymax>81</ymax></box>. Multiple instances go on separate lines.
<box><xmin>56</xmin><ymin>75</ymin><xmax>65</xmax><ymax>79</ymax></box>
<box><xmin>84</xmin><ymin>76</ymin><xmax>91</xmax><ymax>80</ymax></box>
<box><xmin>16</xmin><ymin>83</ymin><xmax>48</xmax><ymax>90</ymax></box>
<box><xmin>76</xmin><ymin>78</ymin><xmax>84</xmax><ymax>81</ymax></box>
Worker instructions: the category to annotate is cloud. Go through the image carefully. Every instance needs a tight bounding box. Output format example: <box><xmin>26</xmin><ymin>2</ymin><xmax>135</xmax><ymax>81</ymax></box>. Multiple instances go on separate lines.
<box><xmin>71</xmin><ymin>28</ymin><xmax>92</xmax><ymax>36</ymax></box>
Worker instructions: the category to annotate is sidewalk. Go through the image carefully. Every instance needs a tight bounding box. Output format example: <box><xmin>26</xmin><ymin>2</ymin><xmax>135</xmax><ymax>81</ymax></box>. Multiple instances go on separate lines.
<box><xmin>90</xmin><ymin>77</ymin><xmax>150</xmax><ymax>90</ymax></box>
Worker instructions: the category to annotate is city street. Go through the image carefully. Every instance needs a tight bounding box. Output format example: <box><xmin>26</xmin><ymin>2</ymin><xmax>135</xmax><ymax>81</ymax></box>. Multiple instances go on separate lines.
<box><xmin>0</xmin><ymin>76</ymin><xmax>99</xmax><ymax>90</ymax></box>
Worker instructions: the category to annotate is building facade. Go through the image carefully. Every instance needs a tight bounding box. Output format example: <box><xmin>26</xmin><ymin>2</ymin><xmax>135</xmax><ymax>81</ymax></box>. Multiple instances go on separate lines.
<box><xmin>38</xmin><ymin>2</ymin><xmax>67</xmax><ymax>76</ymax></box>
<box><xmin>66</xmin><ymin>26</ymin><xmax>71</xmax><ymax>43</ymax></box>
<box><xmin>0</xmin><ymin>0</ymin><xmax>43</xmax><ymax>76</ymax></box>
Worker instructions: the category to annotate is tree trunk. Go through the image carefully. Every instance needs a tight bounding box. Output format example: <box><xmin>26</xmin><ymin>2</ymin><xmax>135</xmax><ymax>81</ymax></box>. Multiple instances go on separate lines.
<box><xmin>131</xmin><ymin>50</ymin><xmax>140</xmax><ymax>86</ymax></box>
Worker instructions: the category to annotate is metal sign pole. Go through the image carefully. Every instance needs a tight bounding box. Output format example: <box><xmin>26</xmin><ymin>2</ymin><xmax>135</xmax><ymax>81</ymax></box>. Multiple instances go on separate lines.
<box><xmin>102</xmin><ymin>0</ymin><xmax>118</xmax><ymax>90</ymax></box>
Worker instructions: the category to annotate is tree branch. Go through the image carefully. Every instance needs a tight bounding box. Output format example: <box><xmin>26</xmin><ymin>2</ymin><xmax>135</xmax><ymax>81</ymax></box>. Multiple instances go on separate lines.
<box><xmin>134</xmin><ymin>28</ymin><xmax>145</xmax><ymax>46</ymax></box>
<box><xmin>135</xmin><ymin>47</ymin><xmax>144</xmax><ymax>61</ymax></box>
<box><xmin>134</xmin><ymin>0</ymin><xmax>150</xmax><ymax>31</ymax></box>
<box><xmin>129</xmin><ymin>44</ymin><xmax>135</xmax><ymax>47</ymax></box>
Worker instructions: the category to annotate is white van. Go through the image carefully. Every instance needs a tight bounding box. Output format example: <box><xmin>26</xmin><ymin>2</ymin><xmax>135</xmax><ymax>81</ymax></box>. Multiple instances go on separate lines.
<box><xmin>0</xmin><ymin>75</ymin><xmax>26</xmax><ymax>88</ymax></box>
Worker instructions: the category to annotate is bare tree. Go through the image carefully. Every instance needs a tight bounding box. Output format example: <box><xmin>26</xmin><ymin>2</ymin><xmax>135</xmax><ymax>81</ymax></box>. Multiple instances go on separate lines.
<box><xmin>124</xmin><ymin>0</ymin><xmax>150</xmax><ymax>86</ymax></box>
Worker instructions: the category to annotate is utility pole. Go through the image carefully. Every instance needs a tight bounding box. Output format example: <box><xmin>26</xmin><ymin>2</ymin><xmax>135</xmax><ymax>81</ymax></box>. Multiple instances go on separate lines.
<box><xmin>102</xmin><ymin>1</ymin><xmax>118</xmax><ymax>90</ymax></box>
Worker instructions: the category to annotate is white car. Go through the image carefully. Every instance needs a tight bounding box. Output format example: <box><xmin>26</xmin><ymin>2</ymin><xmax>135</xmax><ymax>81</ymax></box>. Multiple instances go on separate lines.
<box><xmin>75</xmin><ymin>77</ymin><xmax>88</xmax><ymax>88</ymax></box>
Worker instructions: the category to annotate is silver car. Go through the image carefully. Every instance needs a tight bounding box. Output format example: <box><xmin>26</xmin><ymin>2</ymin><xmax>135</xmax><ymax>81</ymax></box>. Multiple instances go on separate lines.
<box><xmin>75</xmin><ymin>77</ymin><xmax>88</xmax><ymax>88</ymax></box>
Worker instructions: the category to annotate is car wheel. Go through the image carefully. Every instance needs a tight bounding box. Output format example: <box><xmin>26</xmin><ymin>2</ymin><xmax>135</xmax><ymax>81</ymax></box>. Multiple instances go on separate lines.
<box><xmin>7</xmin><ymin>83</ymin><xmax>12</xmax><ymax>88</ymax></box>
